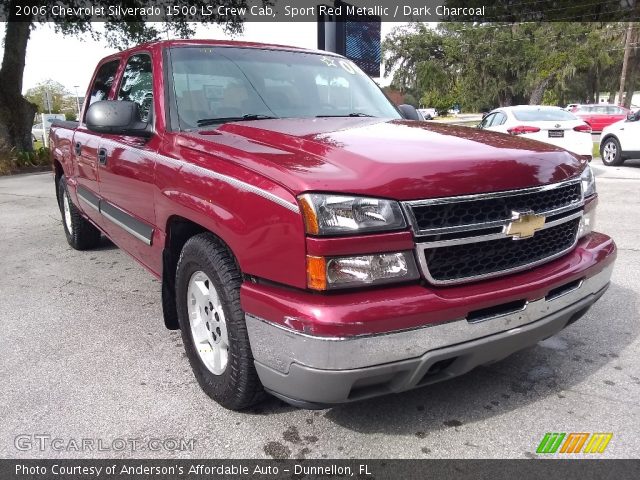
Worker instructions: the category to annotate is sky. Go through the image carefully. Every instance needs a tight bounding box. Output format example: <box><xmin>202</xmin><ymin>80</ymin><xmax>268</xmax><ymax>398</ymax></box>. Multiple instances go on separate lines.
<box><xmin>0</xmin><ymin>21</ymin><xmax>409</xmax><ymax>96</ymax></box>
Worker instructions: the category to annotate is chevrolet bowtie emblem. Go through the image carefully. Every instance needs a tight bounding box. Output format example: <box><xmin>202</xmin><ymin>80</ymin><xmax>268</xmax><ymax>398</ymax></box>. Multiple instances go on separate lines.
<box><xmin>505</xmin><ymin>211</ymin><xmax>546</xmax><ymax>239</ymax></box>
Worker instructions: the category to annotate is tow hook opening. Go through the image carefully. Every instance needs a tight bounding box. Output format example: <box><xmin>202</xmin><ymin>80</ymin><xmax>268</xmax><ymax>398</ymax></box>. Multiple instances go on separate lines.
<box><xmin>466</xmin><ymin>300</ymin><xmax>527</xmax><ymax>324</ymax></box>
<box><xmin>546</xmin><ymin>278</ymin><xmax>584</xmax><ymax>301</ymax></box>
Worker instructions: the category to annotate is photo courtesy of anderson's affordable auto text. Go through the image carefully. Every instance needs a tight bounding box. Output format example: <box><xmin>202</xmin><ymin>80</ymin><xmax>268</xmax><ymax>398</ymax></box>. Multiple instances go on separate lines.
<box><xmin>0</xmin><ymin>0</ymin><xmax>639</xmax><ymax>479</ymax></box>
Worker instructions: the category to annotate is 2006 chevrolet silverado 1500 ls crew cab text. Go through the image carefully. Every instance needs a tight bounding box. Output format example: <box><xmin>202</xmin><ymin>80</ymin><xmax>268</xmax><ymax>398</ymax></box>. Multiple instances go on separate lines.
<box><xmin>50</xmin><ymin>40</ymin><xmax>616</xmax><ymax>410</ymax></box>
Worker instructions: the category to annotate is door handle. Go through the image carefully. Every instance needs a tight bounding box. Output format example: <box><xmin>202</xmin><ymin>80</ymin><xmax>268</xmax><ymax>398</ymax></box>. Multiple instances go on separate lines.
<box><xmin>74</xmin><ymin>142</ymin><xmax>81</xmax><ymax>156</ymax></box>
<box><xmin>97</xmin><ymin>147</ymin><xmax>108</xmax><ymax>166</ymax></box>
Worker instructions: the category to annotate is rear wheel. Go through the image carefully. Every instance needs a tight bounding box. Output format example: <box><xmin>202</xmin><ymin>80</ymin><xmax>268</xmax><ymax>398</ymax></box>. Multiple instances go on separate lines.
<box><xmin>58</xmin><ymin>176</ymin><xmax>101</xmax><ymax>250</ymax></box>
<box><xmin>176</xmin><ymin>233</ymin><xmax>264</xmax><ymax>410</ymax></box>
<box><xmin>600</xmin><ymin>137</ymin><xmax>624</xmax><ymax>166</ymax></box>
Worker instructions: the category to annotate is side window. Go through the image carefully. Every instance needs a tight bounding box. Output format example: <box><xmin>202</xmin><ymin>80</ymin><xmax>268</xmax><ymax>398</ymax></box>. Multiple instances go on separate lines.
<box><xmin>87</xmin><ymin>60</ymin><xmax>120</xmax><ymax>108</ymax></box>
<box><xmin>480</xmin><ymin>113</ymin><xmax>494</xmax><ymax>128</ymax></box>
<box><xmin>117</xmin><ymin>54</ymin><xmax>153</xmax><ymax>122</ymax></box>
<box><xmin>492</xmin><ymin>112</ymin><xmax>506</xmax><ymax>126</ymax></box>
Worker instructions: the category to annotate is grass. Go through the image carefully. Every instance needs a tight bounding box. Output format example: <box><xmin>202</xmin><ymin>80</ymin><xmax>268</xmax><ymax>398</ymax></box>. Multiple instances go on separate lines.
<box><xmin>593</xmin><ymin>142</ymin><xmax>600</xmax><ymax>158</ymax></box>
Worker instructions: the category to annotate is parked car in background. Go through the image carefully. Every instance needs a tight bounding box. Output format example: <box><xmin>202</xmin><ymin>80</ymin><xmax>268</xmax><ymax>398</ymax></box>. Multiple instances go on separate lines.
<box><xmin>570</xmin><ymin>104</ymin><xmax>629</xmax><ymax>132</ymax></box>
<box><xmin>564</xmin><ymin>103</ymin><xmax>579</xmax><ymax>111</ymax></box>
<box><xmin>478</xmin><ymin>105</ymin><xmax>593</xmax><ymax>159</ymax></box>
<box><xmin>599</xmin><ymin>110</ymin><xmax>640</xmax><ymax>166</ymax></box>
<box><xmin>418</xmin><ymin>108</ymin><xmax>437</xmax><ymax>120</ymax></box>
<box><xmin>31</xmin><ymin>123</ymin><xmax>44</xmax><ymax>144</ymax></box>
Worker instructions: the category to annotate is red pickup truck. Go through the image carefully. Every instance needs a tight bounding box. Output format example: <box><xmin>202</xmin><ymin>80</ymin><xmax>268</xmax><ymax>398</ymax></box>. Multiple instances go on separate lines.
<box><xmin>50</xmin><ymin>40</ymin><xmax>616</xmax><ymax>410</ymax></box>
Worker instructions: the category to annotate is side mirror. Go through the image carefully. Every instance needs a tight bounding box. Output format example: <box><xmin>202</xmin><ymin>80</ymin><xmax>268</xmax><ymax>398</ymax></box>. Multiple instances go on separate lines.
<box><xmin>397</xmin><ymin>104</ymin><xmax>420</xmax><ymax>121</ymax></box>
<box><xmin>626</xmin><ymin>112</ymin><xmax>639</xmax><ymax>122</ymax></box>
<box><xmin>85</xmin><ymin>100</ymin><xmax>152</xmax><ymax>137</ymax></box>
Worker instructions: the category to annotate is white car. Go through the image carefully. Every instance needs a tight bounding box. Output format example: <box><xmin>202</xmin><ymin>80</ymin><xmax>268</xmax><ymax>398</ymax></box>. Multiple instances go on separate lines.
<box><xmin>31</xmin><ymin>123</ymin><xmax>44</xmax><ymax>144</ymax></box>
<box><xmin>418</xmin><ymin>108</ymin><xmax>437</xmax><ymax>120</ymax></box>
<box><xmin>479</xmin><ymin>105</ymin><xmax>593</xmax><ymax>158</ymax></box>
<box><xmin>599</xmin><ymin>111</ymin><xmax>640</xmax><ymax>166</ymax></box>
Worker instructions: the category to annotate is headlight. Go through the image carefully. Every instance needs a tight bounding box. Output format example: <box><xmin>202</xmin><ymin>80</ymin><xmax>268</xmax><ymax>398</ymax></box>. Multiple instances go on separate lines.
<box><xmin>306</xmin><ymin>252</ymin><xmax>420</xmax><ymax>290</ymax></box>
<box><xmin>298</xmin><ymin>194</ymin><xmax>406</xmax><ymax>236</ymax></box>
<box><xmin>581</xmin><ymin>165</ymin><xmax>596</xmax><ymax>198</ymax></box>
<box><xmin>577</xmin><ymin>208</ymin><xmax>596</xmax><ymax>239</ymax></box>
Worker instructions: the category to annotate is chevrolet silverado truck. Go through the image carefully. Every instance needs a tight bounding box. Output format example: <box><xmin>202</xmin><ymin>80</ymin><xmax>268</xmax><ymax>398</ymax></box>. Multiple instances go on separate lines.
<box><xmin>50</xmin><ymin>40</ymin><xmax>616</xmax><ymax>410</ymax></box>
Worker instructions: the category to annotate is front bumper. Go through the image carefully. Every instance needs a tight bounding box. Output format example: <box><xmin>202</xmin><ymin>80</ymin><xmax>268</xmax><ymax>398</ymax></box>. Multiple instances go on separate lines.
<box><xmin>246</xmin><ymin>260</ymin><xmax>614</xmax><ymax>408</ymax></box>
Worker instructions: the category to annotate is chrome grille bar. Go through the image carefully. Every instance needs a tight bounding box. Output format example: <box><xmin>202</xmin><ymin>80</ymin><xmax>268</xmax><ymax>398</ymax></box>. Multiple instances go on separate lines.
<box><xmin>403</xmin><ymin>178</ymin><xmax>585</xmax><ymax>285</ymax></box>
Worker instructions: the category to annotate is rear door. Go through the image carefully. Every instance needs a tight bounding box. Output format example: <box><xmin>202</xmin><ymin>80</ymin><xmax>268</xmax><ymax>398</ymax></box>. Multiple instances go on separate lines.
<box><xmin>96</xmin><ymin>52</ymin><xmax>160</xmax><ymax>270</ymax></box>
<box><xmin>590</xmin><ymin>105</ymin><xmax>610</xmax><ymax>131</ymax></box>
<box><xmin>73</xmin><ymin>59</ymin><xmax>120</xmax><ymax>223</ymax></box>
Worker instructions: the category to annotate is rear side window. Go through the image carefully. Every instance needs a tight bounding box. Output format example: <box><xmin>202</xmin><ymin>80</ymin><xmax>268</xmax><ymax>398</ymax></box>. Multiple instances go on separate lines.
<box><xmin>512</xmin><ymin>109</ymin><xmax>576</xmax><ymax>121</ymax></box>
<box><xmin>87</xmin><ymin>60</ymin><xmax>120</xmax><ymax>107</ymax></box>
<box><xmin>480</xmin><ymin>113</ymin><xmax>495</xmax><ymax>128</ymax></box>
<box><xmin>117</xmin><ymin>54</ymin><xmax>153</xmax><ymax>122</ymax></box>
<box><xmin>491</xmin><ymin>112</ymin><xmax>507</xmax><ymax>125</ymax></box>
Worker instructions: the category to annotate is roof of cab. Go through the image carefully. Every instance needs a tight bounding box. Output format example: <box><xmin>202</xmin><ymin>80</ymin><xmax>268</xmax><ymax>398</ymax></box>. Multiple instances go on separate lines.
<box><xmin>99</xmin><ymin>38</ymin><xmax>328</xmax><ymax>62</ymax></box>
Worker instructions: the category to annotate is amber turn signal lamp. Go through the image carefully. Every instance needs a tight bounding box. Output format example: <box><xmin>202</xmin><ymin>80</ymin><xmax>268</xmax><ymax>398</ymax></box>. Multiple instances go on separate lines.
<box><xmin>298</xmin><ymin>196</ymin><xmax>319</xmax><ymax>235</ymax></box>
<box><xmin>306</xmin><ymin>255</ymin><xmax>327</xmax><ymax>290</ymax></box>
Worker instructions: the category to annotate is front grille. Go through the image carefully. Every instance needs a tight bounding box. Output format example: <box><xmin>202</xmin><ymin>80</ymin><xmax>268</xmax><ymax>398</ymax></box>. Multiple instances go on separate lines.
<box><xmin>410</xmin><ymin>182</ymin><xmax>581</xmax><ymax>232</ymax></box>
<box><xmin>422</xmin><ymin>218</ymin><xmax>580</xmax><ymax>283</ymax></box>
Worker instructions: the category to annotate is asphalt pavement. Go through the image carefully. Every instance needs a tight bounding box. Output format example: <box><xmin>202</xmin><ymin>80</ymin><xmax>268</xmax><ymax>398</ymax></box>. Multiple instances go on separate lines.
<box><xmin>0</xmin><ymin>159</ymin><xmax>639</xmax><ymax>459</ymax></box>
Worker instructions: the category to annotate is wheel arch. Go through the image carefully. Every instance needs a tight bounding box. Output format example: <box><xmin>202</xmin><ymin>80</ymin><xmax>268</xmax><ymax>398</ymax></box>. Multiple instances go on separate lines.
<box><xmin>53</xmin><ymin>158</ymin><xmax>64</xmax><ymax>205</ymax></box>
<box><xmin>161</xmin><ymin>215</ymin><xmax>240</xmax><ymax>330</ymax></box>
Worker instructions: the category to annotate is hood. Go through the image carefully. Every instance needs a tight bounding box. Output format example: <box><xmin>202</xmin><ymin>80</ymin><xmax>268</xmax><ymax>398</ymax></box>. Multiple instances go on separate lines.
<box><xmin>181</xmin><ymin>118</ymin><xmax>586</xmax><ymax>201</ymax></box>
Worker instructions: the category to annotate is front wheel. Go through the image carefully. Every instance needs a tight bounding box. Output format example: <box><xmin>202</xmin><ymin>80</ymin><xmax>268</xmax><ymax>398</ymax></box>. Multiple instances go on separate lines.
<box><xmin>600</xmin><ymin>137</ymin><xmax>624</xmax><ymax>166</ymax></box>
<box><xmin>175</xmin><ymin>233</ymin><xmax>264</xmax><ymax>410</ymax></box>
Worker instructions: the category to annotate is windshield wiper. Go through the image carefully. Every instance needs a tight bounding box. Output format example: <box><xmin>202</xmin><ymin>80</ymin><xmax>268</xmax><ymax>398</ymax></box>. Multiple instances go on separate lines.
<box><xmin>197</xmin><ymin>114</ymin><xmax>278</xmax><ymax>127</ymax></box>
<box><xmin>316</xmin><ymin>113</ymin><xmax>376</xmax><ymax>118</ymax></box>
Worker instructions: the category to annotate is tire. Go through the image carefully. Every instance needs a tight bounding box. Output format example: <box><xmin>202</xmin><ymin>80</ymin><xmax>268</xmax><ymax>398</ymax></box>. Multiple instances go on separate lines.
<box><xmin>58</xmin><ymin>176</ymin><xmax>102</xmax><ymax>250</ymax></box>
<box><xmin>600</xmin><ymin>137</ymin><xmax>625</xmax><ymax>166</ymax></box>
<box><xmin>176</xmin><ymin>233</ymin><xmax>264</xmax><ymax>410</ymax></box>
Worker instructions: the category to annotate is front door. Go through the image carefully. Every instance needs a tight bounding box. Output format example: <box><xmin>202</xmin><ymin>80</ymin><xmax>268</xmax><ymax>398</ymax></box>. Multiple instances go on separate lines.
<box><xmin>97</xmin><ymin>53</ymin><xmax>160</xmax><ymax>272</ymax></box>
<box><xmin>74</xmin><ymin>59</ymin><xmax>120</xmax><ymax>223</ymax></box>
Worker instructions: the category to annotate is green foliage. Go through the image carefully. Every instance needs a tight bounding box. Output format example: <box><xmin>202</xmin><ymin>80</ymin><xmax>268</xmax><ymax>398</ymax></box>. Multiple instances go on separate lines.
<box><xmin>0</xmin><ymin>146</ymin><xmax>50</xmax><ymax>175</ymax></box>
<box><xmin>15</xmin><ymin>147</ymin><xmax>51</xmax><ymax>168</ymax></box>
<box><xmin>402</xmin><ymin>93</ymin><xmax>419</xmax><ymax>107</ymax></box>
<box><xmin>421</xmin><ymin>91</ymin><xmax>456</xmax><ymax>116</ymax></box>
<box><xmin>542</xmin><ymin>89</ymin><xmax>560</xmax><ymax>106</ymax></box>
<box><xmin>383</xmin><ymin>22</ymin><xmax>630</xmax><ymax>111</ymax></box>
<box><xmin>25</xmin><ymin>79</ymin><xmax>69</xmax><ymax>114</ymax></box>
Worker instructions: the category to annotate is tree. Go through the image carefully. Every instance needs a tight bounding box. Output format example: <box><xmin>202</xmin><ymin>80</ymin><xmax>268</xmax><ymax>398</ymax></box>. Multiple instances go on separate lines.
<box><xmin>0</xmin><ymin>0</ymin><xmax>254</xmax><ymax>156</ymax></box>
<box><xmin>25</xmin><ymin>79</ymin><xmax>70</xmax><ymax>115</ymax></box>
<box><xmin>383</xmin><ymin>22</ymin><xmax>628</xmax><ymax>112</ymax></box>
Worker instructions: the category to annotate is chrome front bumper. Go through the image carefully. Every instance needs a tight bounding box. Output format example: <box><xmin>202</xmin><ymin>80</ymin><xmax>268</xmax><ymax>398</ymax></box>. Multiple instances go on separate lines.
<box><xmin>247</xmin><ymin>263</ymin><xmax>613</xmax><ymax>372</ymax></box>
<box><xmin>245</xmin><ymin>263</ymin><xmax>613</xmax><ymax>407</ymax></box>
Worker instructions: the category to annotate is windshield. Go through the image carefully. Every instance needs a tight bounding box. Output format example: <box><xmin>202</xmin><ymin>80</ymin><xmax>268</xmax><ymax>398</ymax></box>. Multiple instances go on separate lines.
<box><xmin>168</xmin><ymin>46</ymin><xmax>400</xmax><ymax>129</ymax></box>
<box><xmin>512</xmin><ymin>108</ymin><xmax>577</xmax><ymax>121</ymax></box>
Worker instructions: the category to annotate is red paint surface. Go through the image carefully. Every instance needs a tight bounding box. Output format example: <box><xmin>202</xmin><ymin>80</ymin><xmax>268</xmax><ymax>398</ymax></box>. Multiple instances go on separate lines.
<box><xmin>49</xmin><ymin>40</ymin><xmax>614</xmax><ymax>338</ymax></box>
